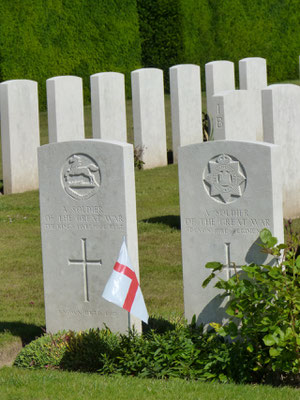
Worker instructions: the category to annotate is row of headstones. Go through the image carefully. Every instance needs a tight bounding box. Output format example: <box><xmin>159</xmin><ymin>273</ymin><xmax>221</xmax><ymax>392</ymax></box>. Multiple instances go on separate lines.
<box><xmin>39</xmin><ymin>137</ymin><xmax>283</xmax><ymax>333</ymax></box>
<box><xmin>1</xmin><ymin>58</ymin><xmax>299</xmax><ymax>218</ymax></box>
<box><xmin>207</xmin><ymin>58</ymin><xmax>300</xmax><ymax>219</ymax></box>
<box><xmin>0</xmin><ymin>70</ymin><xmax>166</xmax><ymax>196</ymax></box>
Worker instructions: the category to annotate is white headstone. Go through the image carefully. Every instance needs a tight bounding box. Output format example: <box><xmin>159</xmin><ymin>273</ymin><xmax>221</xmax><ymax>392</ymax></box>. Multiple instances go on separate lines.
<box><xmin>131</xmin><ymin>68</ymin><xmax>167</xmax><ymax>169</ymax></box>
<box><xmin>170</xmin><ymin>64</ymin><xmax>202</xmax><ymax>163</ymax></box>
<box><xmin>211</xmin><ymin>90</ymin><xmax>258</xmax><ymax>141</ymax></box>
<box><xmin>46</xmin><ymin>76</ymin><xmax>85</xmax><ymax>143</ymax></box>
<box><xmin>38</xmin><ymin>139</ymin><xmax>140</xmax><ymax>333</ymax></box>
<box><xmin>205</xmin><ymin>61</ymin><xmax>235</xmax><ymax>129</ymax></box>
<box><xmin>262</xmin><ymin>84</ymin><xmax>300</xmax><ymax>218</ymax></box>
<box><xmin>0</xmin><ymin>79</ymin><xmax>40</xmax><ymax>194</ymax></box>
<box><xmin>91</xmin><ymin>72</ymin><xmax>127</xmax><ymax>142</ymax></box>
<box><xmin>239</xmin><ymin>57</ymin><xmax>267</xmax><ymax>90</ymax></box>
<box><xmin>239</xmin><ymin>57</ymin><xmax>267</xmax><ymax>141</ymax></box>
<box><xmin>179</xmin><ymin>140</ymin><xmax>283</xmax><ymax>325</ymax></box>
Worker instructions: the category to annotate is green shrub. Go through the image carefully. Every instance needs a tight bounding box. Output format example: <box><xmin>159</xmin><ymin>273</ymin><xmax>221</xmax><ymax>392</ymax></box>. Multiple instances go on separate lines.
<box><xmin>13</xmin><ymin>331</ymin><xmax>70</xmax><ymax>369</ymax></box>
<box><xmin>60</xmin><ymin>328</ymin><xmax>120</xmax><ymax>373</ymax></box>
<box><xmin>0</xmin><ymin>0</ymin><xmax>141</xmax><ymax>109</ymax></box>
<box><xmin>203</xmin><ymin>227</ymin><xmax>300</xmax><ymax>384</ymax></box>
<box><xmin>14</xmin><ymin>320</ymin><xmax>254</xmax><ymax>383</ymax></box>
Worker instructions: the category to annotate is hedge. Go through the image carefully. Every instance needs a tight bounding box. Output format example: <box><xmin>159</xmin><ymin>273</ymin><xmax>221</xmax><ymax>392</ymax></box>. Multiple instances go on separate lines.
<box><xmin>1</xmin><ymin>0</ymin><xmax>299</xmax><ymax>109</ymax></box>
<box><xmin>137</xmin><ymin>0</ymin><xmax>300</xmax><ymax>88</ymax></box>
<box><xmin>209</xmin><ymin>0</ymin><xmax>300</xmax><ymax>84</ymax></box>
<box><xmin>0</xmin><ymin>0</ymin><xmax>142</xmax><ymax>109</ymax></box>
<box><xmin>136</xmin><ymin>0</ymin><xmax>184</xmax><ymax>90</ymax></box>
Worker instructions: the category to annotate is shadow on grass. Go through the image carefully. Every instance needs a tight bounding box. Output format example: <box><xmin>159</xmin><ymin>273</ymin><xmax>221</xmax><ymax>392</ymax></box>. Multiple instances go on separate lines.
<box><xmin>141</xmin><ymin>215</ymin><xmax>180</xmax><ymax>230</ymax></box>
<box><xmin>0</xmin><ymin>321</ymin><xmax>44</xmax><ymax>346</ymax></box>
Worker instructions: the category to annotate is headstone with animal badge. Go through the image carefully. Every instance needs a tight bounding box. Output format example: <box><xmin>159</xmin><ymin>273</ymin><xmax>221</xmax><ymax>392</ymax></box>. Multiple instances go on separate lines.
<box><xmin>38</xmin><ymin>139</ymin><xmax>140</xmax><ymax>333</ymax></box>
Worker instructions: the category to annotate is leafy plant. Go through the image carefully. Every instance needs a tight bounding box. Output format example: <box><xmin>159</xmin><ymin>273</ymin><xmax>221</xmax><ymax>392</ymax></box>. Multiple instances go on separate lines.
<box><xmin>202</xmin><ymin>112</ymin><xmax>210</xmax><ymax>141</ymax></box>
<box><xmin>134</xmin><ymin>146</ymin><xmax>145</xmax><ymax>169</ymax></box>
<box><xmin>13</xmin><ymin>331</ymin><xmax>70</xmax><ymax>369</ymax></box>
<box><xmin>14</xmin><ymin>320</ymin><xmax>253</xmax><ymax>383</ymax></box>
<box><xmin>60</xmin><ymin>328</ymin><xmax>120</xmax><ymax>373</ymax></box>
<box><xmin>203</xmin><ymin>227</ymin><xmax>300</xmax><ymax>384</ymax></box>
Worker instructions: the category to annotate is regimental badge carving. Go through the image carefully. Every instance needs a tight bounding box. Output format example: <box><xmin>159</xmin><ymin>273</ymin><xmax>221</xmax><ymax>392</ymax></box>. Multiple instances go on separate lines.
<box><xmin>62</xmin><ymin>154</ymin><xmax>101</xmax><ymax>200</ymax></box>
<box><xmin>203</xmin><ymin>154</ymin><xmax>246</xmax><ymax>204</ymax></box>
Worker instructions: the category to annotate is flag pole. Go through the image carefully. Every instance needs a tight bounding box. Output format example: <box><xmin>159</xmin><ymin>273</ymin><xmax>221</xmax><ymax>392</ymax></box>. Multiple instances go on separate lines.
<box><xmin>128</xmin><ymin>311</ymin><xmax>131</xmax><ymax>332</ymax></box>
<box><xmin>124</xmin><ymin>236</ymin><xmax>131</xmax><ymax>332</ymax></box>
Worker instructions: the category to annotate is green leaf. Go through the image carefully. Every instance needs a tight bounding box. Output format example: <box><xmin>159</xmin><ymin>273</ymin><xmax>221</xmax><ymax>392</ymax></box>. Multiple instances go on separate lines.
<box><xmin>202</xmin><ymin>273</ymin><xmax>215</xmax><ymax>288</ymax></box>
<box><xmin>247</xmin><ymin>344</ymin><xmax>254</xmax><ymax>353</ymax></box>
<box><xmin>267</xmin><ymin>236</ymin><xmax>278</xmax><ymax>247</ymax></box>
<box><xmin>261</xmin><ymin>317</ymin><xmax>272</xmax><ymax>326</ymax></box>
<box><xmin>218</xmin><ymin>373</ymin><xmax>227</xmax><ymax>382</ymax></box>
<box><xmin>227</xmin><ymin>322</ymin><xmax>238</xmax><ymax>338</ymax></box>
<box><xmin>296</xmin><ymin>256</ymin><xmax>300</xmax><ymax>268</ymax></box>
<box><xmin>260</xmin><ymin>228</ymin><xmax>272</xmax><ymax>244</ymax></box>
<box><xmin>269</xmin><ymin>347</ymin><xmax>281</xmax><ymax>357</ymax></box>
<box><xmin>209</xmin><ymin>322</ymin><xmax>221</xmax><ymax>332</ymax></box>
<box><xmin>225</xmin><ymin>303</ymin><xmax>236</xmax><ymax>316</ymax></box>
<box><xmin>263</xmin><ymin>334</ymin><xmax>277</xmax><ymax>346</ymax></box>
<box><xmin>205</xmin><ymin>262</ymin><xmax>223</xmax><ymax>271</ymax></box>
<box><xmin>268</xmin><ymin>268</ymin><xmax>281</xmax><ymax>279</ymax></box>
<box><xmin>215</xmin><ymin>280</ymin><xmax>229</xmax><ymax>290</ymax></box>
<box><xmin>218</xmin><ymin>327</ymin><xmax>227</xmax><ymax>337</ymax></box>
<box><xmin>277</xmin><ymin>244</ymin><xmax>287</xmax><ymax>250</ymax></box>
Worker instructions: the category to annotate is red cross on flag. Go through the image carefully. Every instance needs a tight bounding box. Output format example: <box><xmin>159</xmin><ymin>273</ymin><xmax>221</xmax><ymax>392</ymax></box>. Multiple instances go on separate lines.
<box><xmin>102</xmin><ymin>238</ymin><xmax>149</xmax><ymax>324</ymax></box>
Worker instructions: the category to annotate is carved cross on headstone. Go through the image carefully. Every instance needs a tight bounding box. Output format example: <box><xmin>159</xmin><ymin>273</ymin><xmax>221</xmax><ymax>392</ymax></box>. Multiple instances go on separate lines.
<box><xmin>224</xmin><ymin>242</ymin><xmax>240</xmax><ymax>280</ymax></box>
<box><xmin>68</xmin><ymin>238</ymin><xmax>102</xmax><ymax>302</ymax></box>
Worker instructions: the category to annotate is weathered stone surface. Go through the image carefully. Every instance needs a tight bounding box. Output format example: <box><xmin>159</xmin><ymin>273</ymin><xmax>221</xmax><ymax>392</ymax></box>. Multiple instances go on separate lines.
<box><xmin>262</xmin><ymin>84</ymin><xmax>300</xmax><ymax>218</ymax></box>
<box><xmin>38</xmin><ymin>139</ymin><xmax>140</xmax><ymax>333</ymax></box>
<box><xmin>211</xmin><ymin>90</ymin><xmax>258</xmax><ymax>141</ymax></box>
<box><xmin>0</xmin><ymin>79</ymin><xmax>40</xmax><ymax>194</ymax></box>
<box><xmin>46</xmin><ymin>76</ymin><xmax>85</xmax><ymax>142</ymax></box>
<box><xmin>170</xmin><ymin>64</ymin><xmax>202</xmax><ymax>163</ymax></box>
<box><xmin>131</xmin><ymin>68</ymin><xmax>167</xmax><ymax>169</ymax></box>
<box><xmin>205</xmin><ymin>61</ymin><xmax>235</xmax><ymax>128</ymax></box>
<box><xmin>91</xmin><ymin>72</ymin><xmax>127</xmax><ymax>142</ymax></box>
<box><xmin>178</xmin><ymin>140</ymin><xmax>283</xmax><ymax>325</ymax></box>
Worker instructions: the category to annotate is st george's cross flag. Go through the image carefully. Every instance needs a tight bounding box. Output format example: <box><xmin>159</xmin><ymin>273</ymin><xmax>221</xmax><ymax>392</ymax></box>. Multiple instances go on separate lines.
<box><xmin>102</xmin><ymin>239</ymin><xmax>149</xmax><ymax>324</ymax></box>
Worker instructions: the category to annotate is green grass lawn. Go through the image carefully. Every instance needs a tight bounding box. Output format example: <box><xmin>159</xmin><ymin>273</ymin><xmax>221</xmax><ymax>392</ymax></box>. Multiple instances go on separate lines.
<box><xmin>1</xmin><ymin>367</ymin><xmax>299</xmax><ymax>400</ymax></box>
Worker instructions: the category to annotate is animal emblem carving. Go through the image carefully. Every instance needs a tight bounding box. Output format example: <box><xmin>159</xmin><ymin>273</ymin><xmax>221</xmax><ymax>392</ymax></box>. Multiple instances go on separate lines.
<box><xmin>65</xmin><ymin>155</ymin><xmax>99</xmax><ymax>187</ymax></box>
<box><xmin>62</xmin><ymin>154</ymin><xmax>101</xmax><ymax>200</ymax></box>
